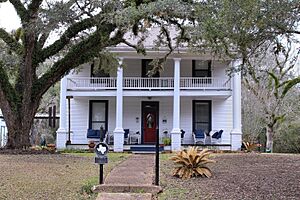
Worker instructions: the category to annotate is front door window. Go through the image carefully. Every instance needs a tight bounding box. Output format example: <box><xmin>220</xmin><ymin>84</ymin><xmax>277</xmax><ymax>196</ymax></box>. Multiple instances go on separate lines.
<box><xmin>146</xmin><ymin>113</ymin><xmax>155</xmax><ymax>128</ymax></box>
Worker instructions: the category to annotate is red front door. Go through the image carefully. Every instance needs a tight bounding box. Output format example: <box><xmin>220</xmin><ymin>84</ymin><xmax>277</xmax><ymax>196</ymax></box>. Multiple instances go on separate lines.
<box><xmin>142</xmin><ymin>102</ymin><xmax>159</xmax><ymax>144</ymax></box>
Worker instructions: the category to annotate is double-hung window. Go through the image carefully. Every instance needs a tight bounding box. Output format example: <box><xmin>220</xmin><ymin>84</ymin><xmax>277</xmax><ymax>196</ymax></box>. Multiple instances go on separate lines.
<box><xmin>89</xmin><ymin>100</ymin><xmax>108</xmax><ymax>131</ymax></box>
<box><xmin>193</xmin><ymin>100</ymin><xmax>211</xmax><ymax>133</ymax></box>
<box><xmin>192</xmin><ymin>60</ymin><xmax>212</xmax><ymax>84</ymax></box>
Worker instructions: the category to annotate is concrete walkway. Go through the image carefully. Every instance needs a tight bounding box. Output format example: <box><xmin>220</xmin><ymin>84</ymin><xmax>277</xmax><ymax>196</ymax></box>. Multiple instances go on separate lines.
<box><xmin>94</xmin><ymin>154</ymin><xmax>162</xmax><ymax>200</ymax></box>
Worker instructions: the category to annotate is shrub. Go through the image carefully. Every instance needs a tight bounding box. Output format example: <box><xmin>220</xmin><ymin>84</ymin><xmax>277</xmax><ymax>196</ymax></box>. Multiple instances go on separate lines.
<box><xmin>162</xmin><ymin>137</ymin><xmax>171</xmax><ymax>145</ymax></box>
<box><xmin>242</xmin><ymin>141</ymin><xmax>262</xmax><ymax>152</ymax></box>
<box><xmin>170</xmin><ymin>147</ymin><xmax>215</xmax><ymax>179</ymax></box>
<box><xmin>274</xmin><ymin>122</ymin><xmax>300</xmax><ymax>153</ymax></box>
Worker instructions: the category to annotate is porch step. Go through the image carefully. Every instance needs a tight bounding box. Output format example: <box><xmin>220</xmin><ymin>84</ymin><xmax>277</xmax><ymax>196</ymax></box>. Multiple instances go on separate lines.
<box><xmin>130</xmin><ymin>146</ymin><xmax>164</xmax><ymax>153</ymax></box>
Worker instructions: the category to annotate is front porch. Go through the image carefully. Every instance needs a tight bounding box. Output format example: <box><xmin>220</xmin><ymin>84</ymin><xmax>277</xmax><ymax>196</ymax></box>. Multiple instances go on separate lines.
<box><xmin>56</xmin><ymin>95</ymin><xmax>239</xmax><ymax>151</ymax></box>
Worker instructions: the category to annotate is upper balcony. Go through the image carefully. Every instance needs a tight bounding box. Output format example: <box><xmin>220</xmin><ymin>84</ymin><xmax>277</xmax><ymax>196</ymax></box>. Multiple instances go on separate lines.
<box><xmin>66</xmin><ymin>77</ymin><xmax>231</xmax><ymax>91</ymax></box>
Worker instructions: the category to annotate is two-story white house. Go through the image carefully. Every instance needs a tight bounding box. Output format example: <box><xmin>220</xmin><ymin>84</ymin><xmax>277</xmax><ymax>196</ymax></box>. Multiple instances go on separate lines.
<box><xmin>56</xmin><ymin>30</ymin><xmax>243</xmax><ymax>152</ymax></box>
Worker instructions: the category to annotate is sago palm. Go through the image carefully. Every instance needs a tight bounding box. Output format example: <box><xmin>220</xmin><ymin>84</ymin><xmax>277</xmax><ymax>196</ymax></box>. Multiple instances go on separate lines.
<box><xmin>170</xmin><ymin>147</ymin><xmax>215</xmax><ymax>179</ymax></box>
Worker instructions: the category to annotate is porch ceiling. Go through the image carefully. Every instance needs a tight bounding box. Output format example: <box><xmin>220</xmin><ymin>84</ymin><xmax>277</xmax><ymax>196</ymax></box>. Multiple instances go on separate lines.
<box><xmin>66</xmin><ymin>90</ymin><xmax>232</xmax><ymax>98</ymax></box>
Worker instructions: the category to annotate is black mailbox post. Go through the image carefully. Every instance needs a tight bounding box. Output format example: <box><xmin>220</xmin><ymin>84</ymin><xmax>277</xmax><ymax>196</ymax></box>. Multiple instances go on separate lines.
<box><xmin>94</xmin><ymin>142</ymin><xmax>109</xmax><ymax>184</ymax></box>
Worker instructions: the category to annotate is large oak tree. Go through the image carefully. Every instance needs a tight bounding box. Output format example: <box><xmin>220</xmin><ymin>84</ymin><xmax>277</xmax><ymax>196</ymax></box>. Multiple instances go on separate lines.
<box><xmin>0</xmin><ymin>0</ymin><xmax>191</xmax><ymax>149</ymax></box>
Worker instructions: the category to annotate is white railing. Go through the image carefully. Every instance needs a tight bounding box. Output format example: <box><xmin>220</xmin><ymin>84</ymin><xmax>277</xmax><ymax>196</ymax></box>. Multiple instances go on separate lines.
<box><xmin>123</xmin><ymin>77</ymin><xmax>174</xmax><ymax>89</ymax></box>
<box><xmin>180</xmin><ymin>77</ymin><xmax>231</xmax><ymax>89</ymax></box>
<box><xmin>67</xmin><ymin>77</ymin><xmax>117</xmax><ymax>90</ymax></box>
<box><xmin>67</xmin><ymin>77</ymin><xmax>231</xmax><ymax>90</ymax></box>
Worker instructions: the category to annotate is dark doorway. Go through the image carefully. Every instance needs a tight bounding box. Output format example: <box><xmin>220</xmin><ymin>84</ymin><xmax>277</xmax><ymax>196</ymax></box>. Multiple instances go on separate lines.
<box><xmin>142</xmin><ymin>101</ymin><xmax>159</xmax><ymax>144</ymax></box>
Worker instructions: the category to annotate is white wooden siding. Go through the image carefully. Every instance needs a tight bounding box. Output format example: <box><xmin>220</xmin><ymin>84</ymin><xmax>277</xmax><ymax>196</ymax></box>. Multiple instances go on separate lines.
<box><xmin>212</xmin><ymin>97</ymin><xmax>233</xmax><ymax>144</ymax></box>
<box><xmin>212</xmin><ymin>61</ymin><xmax>229</xmax><ymax>79</ymax></box>
<box><xmin>69</xmin><ymin>97</ymin><xmax>116</xmax><ymax>144</ymax></box>
<box><xmin>69</xmin><ymin>96</ymin><xmax>233</xmax><ymax>145</ymax></box>
<box><xmin>123</xmin><ymin>59</ymin><xmax>141</xmax><ymax>77</ymax></box>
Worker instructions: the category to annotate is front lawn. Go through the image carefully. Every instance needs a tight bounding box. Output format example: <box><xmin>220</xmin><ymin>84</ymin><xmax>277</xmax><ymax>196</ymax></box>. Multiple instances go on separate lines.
<box><xmin>0</xmin><ymin>152</ymin><xmax>130</xmax><ymax>200</ymax></box>
<box><xmin>159</xmin><ymin>153</ymin><xmax>300</xmax><ymax>200</ymax></box>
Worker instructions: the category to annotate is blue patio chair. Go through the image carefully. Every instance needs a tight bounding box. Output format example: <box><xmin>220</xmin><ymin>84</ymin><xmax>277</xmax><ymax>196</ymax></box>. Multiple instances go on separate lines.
<box><xmin>193</xmin><ymin>129</ymin><xmax>205</xmax><ymax>144</ymax></box>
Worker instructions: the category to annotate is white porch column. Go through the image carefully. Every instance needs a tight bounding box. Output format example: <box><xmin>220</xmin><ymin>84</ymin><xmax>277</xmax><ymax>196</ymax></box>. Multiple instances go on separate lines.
<box><xmin>114</xmin><ymin>58</ymin><xmax>124</xmax><ymax>152</ymax></box>
<box><xmin>231</xmin><ymin>59</ymin><xmax>243</xmax><ymax>151</ymax></box>
<box><xmin>56</xmin><ymin>77</ymin><xmax>68</xmax><ymax>149</ymax></box>
<box><xmin>171</xmin><ymin>58</ymin><xmax>181</xmax><ymax>151</ymax></box>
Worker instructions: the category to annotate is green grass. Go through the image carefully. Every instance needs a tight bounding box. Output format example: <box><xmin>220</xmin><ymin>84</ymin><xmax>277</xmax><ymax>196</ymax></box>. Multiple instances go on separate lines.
<box><xmin>159</xmin><ymin>188</ymin><xmax>188</xmax><ymax>200</ymax></box>
<box><xmin>66</xmin><ymin>152</ymin><xmax>131</xmax><ymax>197</ymax></box>
<box><xmin>160</xmin><ymin>152</ymin><xmax>173</xmax><ymax>161</ymax></box>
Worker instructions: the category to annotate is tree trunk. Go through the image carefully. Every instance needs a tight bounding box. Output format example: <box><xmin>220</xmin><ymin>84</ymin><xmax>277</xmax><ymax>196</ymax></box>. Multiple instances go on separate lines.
<box><xmin>4</xmin><ymin>107</ymin><xmax>36</xmax><ymax>149</ymax></box>
<box><xmin>266</xmin><ymin>125</ymin><xmax>274</xmax><ymax>153</ymax></box>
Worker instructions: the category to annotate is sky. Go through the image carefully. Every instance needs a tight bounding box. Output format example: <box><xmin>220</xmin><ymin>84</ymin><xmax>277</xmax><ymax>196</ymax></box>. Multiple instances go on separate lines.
<box><xmin>0</xmin><ymin>2</ymin><xmax>21</xmax><ymax>31</ymax></box>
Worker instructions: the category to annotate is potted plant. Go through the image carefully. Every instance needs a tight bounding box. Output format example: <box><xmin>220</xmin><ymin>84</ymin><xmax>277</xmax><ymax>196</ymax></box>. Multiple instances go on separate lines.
<box><xmin>162</xmin><ymin>137</ymin><xmax>171</xmax><ymax>151</ymax></box>
<box><xmin>88</xmin><ymin>140</ymin><xmax>96</xmax><ymax>151</ymax></box>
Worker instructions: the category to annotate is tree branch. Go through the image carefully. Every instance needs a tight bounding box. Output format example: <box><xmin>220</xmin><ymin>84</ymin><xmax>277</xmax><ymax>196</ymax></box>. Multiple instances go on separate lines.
<box><xmin>28</xmin><ymin>0</ymin><xmax>43</xmax><ymax>15</ymax></box>
<box><xmin>0</xmin><ymin>28</ymin><xmax>23</xmax><ymax>55</ymax></box>
<box><xmin>38</xmin><ymin>17</ymin><xmax>98</xmax><ymax>63</ymax></box>
<box><xmin>0</xmin><ymin>62</ymin><xmax>18</xmax><ymax>112</ymax></box>
<box><xmin>34</xmin><ymin>28</ymin><xmax>124</xmax><ymax>99</ymax></box>
<box><xmin>9</xmin><ymin>0</ymin><xmax>29</xmax><ymax>23</ymax></box>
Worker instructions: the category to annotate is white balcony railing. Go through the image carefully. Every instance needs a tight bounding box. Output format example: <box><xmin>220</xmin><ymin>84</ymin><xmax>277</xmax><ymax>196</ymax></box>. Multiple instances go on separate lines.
<box><xmin>67</xmin><ymin>77</ymin><xmax>231</xmax><ymax>90</ymax></box>
<box><xmin>180</xmin><ymin>77</ymin><xmax>231</xmax><ymax>89</ymax></box>
<box><xmin>123</xmin><ymin>77</ymin><xmax>174</xmax><ymax>89</ymax></box>
<box><xmin>67</xmin><ymin>77</ymin><xmax>117</xmax><ymax>90</ymax></box>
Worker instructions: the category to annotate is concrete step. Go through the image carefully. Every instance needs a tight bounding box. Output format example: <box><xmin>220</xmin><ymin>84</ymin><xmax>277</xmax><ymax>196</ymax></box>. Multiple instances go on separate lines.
<box><xmin>93</xmin><ymin>184</ymin><xmax>162</xmax><ymax>194</ymax></box>
<box><xmin>96</xmin><ymin>193</ymin><xmax>152</xmax><ymax>200</ymax></box>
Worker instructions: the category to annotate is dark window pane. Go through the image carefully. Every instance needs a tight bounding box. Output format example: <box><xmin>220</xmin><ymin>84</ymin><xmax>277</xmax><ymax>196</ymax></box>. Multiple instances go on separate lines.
<box><xmin>194</xmin><ymin>71</ymin><xmax>210</xmax><ymax>77</ymax></box>
<box><xmin>193</xmin><ymin>60</ymin><xmax>211</xmax><ymax>78</ymax></box>
<box><xmin>142</xmin><ymin>59</ymin><xmax>160</xmax><ymax>77</ymax></box>
<box><xmin>194</xmin><ymin>60</ymin><xmax>209</xmax><ymax>70</ymax></box>
<box><xmin>193</xmin><ymin>101</ymin><xmax>211</xmax><ymax>133</ymax></box>
<box><xmin>92</xmin><ymin>102</ymin><xmax>106</xmax><ymax>121</ymax></box>
<box><xmin>90</xmin><ymin>101</ymin><xmax>107</xmax><ymax>131</ymax></box>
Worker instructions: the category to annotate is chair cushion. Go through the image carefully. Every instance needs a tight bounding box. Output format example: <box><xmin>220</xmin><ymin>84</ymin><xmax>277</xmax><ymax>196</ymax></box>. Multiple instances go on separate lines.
<box><xmin>211</xmin><ymin>131</ymin><xmax>219</xmax><ymax>139</ymax></box>
<box><xmin>217</xmin><ymin>130</ymin><xmax>223</xmax><ymax>139</ymax></box>
<box><xmin>87</xmin><ymin>129</ymin><xmax>99</xmax><ymax>138</ymax></box>
<box><xmin>194</xmin><ymin>129</ymin><xmax>205</xmax><ymax>138</ymax></box>
<box><xmin>124</xmin><ymin>129</ymin><xmax>130</xmax><ymax>138</ymax></box>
